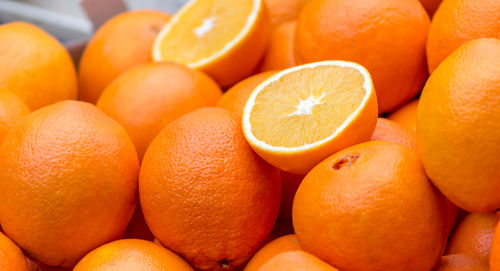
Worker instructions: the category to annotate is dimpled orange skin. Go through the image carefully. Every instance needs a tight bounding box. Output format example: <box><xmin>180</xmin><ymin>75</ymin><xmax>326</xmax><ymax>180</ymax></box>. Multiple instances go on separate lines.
<box><xmin>419</xmin><ymin>0</ymin><xmax>442</xmax><ymax>17</ymax></box>
<box><xmin>446</xmin><ymin>213</ymin><xmax>497</xmax><ymax>259</ymax></box>
<box><xmin>258</xmin><ymin>251</ymin><xmax>339</xmax><ymax>271</ymax></box>
<box><xmin>139</xmin><ymin>108</ymin><xmax>281</xmax><ymax>271</ymax></box>
<box><xmin>73</xmin><ymin>239</ymin><xmax>193</xmax><ymax>271</ymax></box>
<box><xmin>265</xmin><ymin>0</ymin><xmax>310</xmax><ymax>28</ymax></box>
<box><xmin>436</xmin><ymin>254</ymin><xmax>489</xmax><ymax>271</ymax></box>
<box><xmin>295</xmin><ymin>0</ymin><xmax>430</xmax><ymax>113</ymax></box>
<box><xmin>0</xmin><ymin>22</ymin><xmax>77</xmax><ymax>110</ymax></box>
<box><xmin>0</xmin><ymin>232</ymin><xmax>30</xmax><ymax>271</ymax></box>
<box><xmin>417</xmin><ymin>38</ymin><xmax>500</xmax><ymax>212</ymax></box>
<box><xmin>490</xmin><ymin>224</ymin><xmax>500</xmax><ymax>271</ymax></box>
<box><xmin>426</xmin><ymin>0</ymin><xmax>500</xmax><ymax>72</ymax></box>
<box><xmin>259</xmin><ymin>21</ymin><xmax>297</xmax><ymax>72</ymax></box>
<box><xmin>97</xmin><ymin>62</ymin><xmax>222</xmax><ymax>159</ymax></box>
<box><xmin>244</xmin><ymin>234</ymin><xmax>301</xmax><ymax>271</ymax></box>
<box><xmin>78</xmin><ymin>10</ymin><xmax>171</xmax><ymax>103</ymax></box>
<box><xmin>0</xmin><ymin>90</ymin><xmax>30</xmax><ymax>143</ymax></box>
<box><xmin>293</xmin><ymin>141</ymin><xmax>448</xmax><ymax>271</ymax></box>
<box><xmin>216</xmin><ymin>71</ymin><xmax>277</xmax><ymax>117</ymax></box>
<box><xmin>0</xmin><ymin>101</ymin><xmax>139</xmax><ymax>268</ymax></box>
<box><xmin>388</xmin><ymin>99</ymin><xmax>419</xmax><ymax>132</ymax></box>
<box><xmin>370</xmin><ymin>118</ymin><xmax>417</xmax><ymax>150</ymax></box>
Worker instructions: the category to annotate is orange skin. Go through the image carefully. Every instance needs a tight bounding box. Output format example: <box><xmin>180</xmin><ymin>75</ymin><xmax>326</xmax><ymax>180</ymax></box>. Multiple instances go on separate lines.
<box><xmin>436</xmin><ymin>254</ymin><xmax>489</xmax><ymax>271</ymax></box>
<box><xmin>258</xmin><ymin>251</ymin><xmax>339</xmax><ymax>271</ymax></box>
<box><xmin>0</xmin><ymin>232</ymin><xmax>30</xmax><ymax>271</ymax></box>
<box><xmin>426</xmin><ymin>0</ymin><xmax>500</xmax><ymax>72</ymax></box>
<box><xmin>490</xmin><ymin>224</ymin><xmax>500</xmax><ymax>271</ymax></box>
<box><xmin>265</xmin><ymin>0</ymin><xmax>309</xmax><ymax>28</ymax></box>
<box><xmin>245</xmin><ymin>234</ymin><xmax>301</xmax><ymax>271</ymax></box>
<box><xmin>0</xmin><ymin>90</ymin><xmax>30</xmax><ymax>143</ymax></box>
<box><xmin>73</xmin><ymin>239</ymin><xmax>193</xmax><ymax>271</ymax></box>
<box><xmin>78</xmin><ymin>10</ymin><xmax>171</xmax><ymax>103</ymax></box>
<box><xmin>139</xmin><ymin>108</ymin><xmax>281</xmax><ymax>270</ymax></box>
<box><xmin>370</xmin><ymin>118</ymin><xmax>417</xmax><ymax>150</ymax></box>
<box><xmin>26</xmin><ymin>258</ymin><xmax>71</xmax><ymax>271</ymax></box>
<box><xmin>293</xmin><ymin>141</ymin><xmax>448</xmax><ymax>271</ymax></box>
<box><xmin>295</xmin><ymin>0</ymin><xmax>430</xmax><ymax>113</ymax></box>
<box><xmin>388</xmin><ymin>99</ymin><xmax>419</xmax><ymax>132</ymax></box>
<box><xmin>446</xmin><ymin>213</ymin><xmax>497</xmax><ymax>259</ymax></box>
<box><xmin>216</xmin><ymin>71</ymin><xmax>277</xmax><ymax>117</ymax></box>
<box><xmin>417</xmin><ymin>38</ymin><xmax>500</xmax><ymax>212</ymax></box>
<box><xmin>0</xmin><ymin>101</ymin><xmax>139</xmax><ymax>268</ymax></box>
<box><xmin>97</xmin><ymin>62</ymin><xmax>222</xmax><ymax>160</ymax></box>
<box><xmin>259</xmin><ymin>21</ymin><xmax>297</xmax><ymax>72</ymax></box>
<box><xmin>0</xmin><ymin>22</ymin><xmax>77</xmax><ymax>110</ymax></box>
<box><xmin>419</xmin><ymin>0</ymin><xmax>442</xmax><ymax>17</ymax></box>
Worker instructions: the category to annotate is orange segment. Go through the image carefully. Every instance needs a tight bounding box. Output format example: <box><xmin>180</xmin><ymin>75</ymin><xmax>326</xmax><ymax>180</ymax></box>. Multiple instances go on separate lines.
<box><xmin>153</xmin><ymin>0</ymin><xmax>269</xmax><ymax>87</ymax></box>
<box><xmin>243</xmin><ymin>61</ymin><xmax>378</xmax><ymax>174</ymax></box>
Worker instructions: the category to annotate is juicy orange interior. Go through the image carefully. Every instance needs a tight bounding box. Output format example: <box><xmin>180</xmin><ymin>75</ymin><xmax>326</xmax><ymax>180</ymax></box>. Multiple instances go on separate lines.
<box><xmin>155</xmin><ymin>0</ymin><xmax>255</xmax><ymax>64</ymax></box>
<box><xmin>249</xmin><ymin>65</ymin><xmax>367</xmax><ymax>148</ymax></box>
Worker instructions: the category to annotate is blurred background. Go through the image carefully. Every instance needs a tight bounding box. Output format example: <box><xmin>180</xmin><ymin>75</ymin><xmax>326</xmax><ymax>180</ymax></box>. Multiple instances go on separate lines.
<box><xmin>0</xmin><ymin>0</ymin><xmax>187</xmax><ymax>62</ymax></box>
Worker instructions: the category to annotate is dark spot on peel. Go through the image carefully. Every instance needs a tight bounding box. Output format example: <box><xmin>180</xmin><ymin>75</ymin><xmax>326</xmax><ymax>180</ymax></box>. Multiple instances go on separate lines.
<box><xmin>218</xmin><ymin>258</ymin><xmax>232</xmax><ymax>269</ymax></box>
<box><xmin>333</xmin><ymin>154</ymin><xmax>360</xmax><ymax>170</ymax></box>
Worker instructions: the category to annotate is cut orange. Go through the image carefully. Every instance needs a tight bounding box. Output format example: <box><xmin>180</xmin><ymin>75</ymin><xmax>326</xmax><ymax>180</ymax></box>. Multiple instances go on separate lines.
<box><xmin>152</xmin><ymin>0</ymin><xmax>269</xmax><ymax>87</ymax></box>
<box><xmin>242</xmin><ymin>61</ymin><xmax>378</xmax><ymax>174</ymax></box>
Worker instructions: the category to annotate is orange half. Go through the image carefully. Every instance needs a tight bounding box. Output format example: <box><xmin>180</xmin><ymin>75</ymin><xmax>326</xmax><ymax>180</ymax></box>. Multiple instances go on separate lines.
<box><xmin>242</xmin><ymin>61</ymin><xmax>378</xmax><ymax>174</ymax></box>
<box><xmin>152</xmin><ymin>0</ymin><xmax>269</xmax><ymax>87</ymax></box>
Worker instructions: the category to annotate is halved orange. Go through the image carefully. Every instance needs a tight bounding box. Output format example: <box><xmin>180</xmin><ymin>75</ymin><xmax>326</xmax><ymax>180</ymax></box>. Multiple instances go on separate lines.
<box><xmin>242</xmin><ymin>61</ymin><xmax>378</xmax><ymax>174</ymax></box>
<box><xmin>152</xmin><ymin>0</ymin><xmax>269</xmax><ymax>87</ymax></box>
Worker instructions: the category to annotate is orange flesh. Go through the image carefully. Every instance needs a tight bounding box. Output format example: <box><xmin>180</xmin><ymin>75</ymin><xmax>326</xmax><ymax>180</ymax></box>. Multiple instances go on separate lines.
<box><xmin>249</xmin><ymin>65</ymin><xmax>366</xmax><ymax>147</ymax></box>
<box><xmin>155</xmin><ymin>0</ymin><xmax>255</xmax><ymax>63</ymax></box>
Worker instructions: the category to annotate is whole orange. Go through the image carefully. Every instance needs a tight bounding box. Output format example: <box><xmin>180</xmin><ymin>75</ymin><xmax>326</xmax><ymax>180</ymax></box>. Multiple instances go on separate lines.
<box><xmin>139</xmin><ymin>108</ymin><xmax>281</xmax><ymax>270</ymax></box>
<box><xmin>293</xmin><ymin>141</ymin><xmax>448</xmax><ymax>271</ymax></box>
<box><xmin>258</xmin><ymin>251</ymin><xmax>339</xmax><ymax>271</ymax></box>
<box><xmin>244</xmin><ymin>234</ymin><xmax>301</xmax><ymax>271</ymax></box>
<box><xmin>97</xmin><ymin>62</ymin><xmax>222</xmax><ymax>159</ymax></box>
<box><xmin>426</xmin><ymin>0</ymin><xmax>500</xmax><ymax>72</ymax></box>
<box><xmin>388</xmin><ymin>99</ymin><xmax>419</xmax><ymax>132</ymax></box>
<box><xmin>295</xmin><ymin>0</ymin><xmax>430</xmax><ymax>113</ymax></box>
<box><xmin>0</xmin><ymin>22</ymin><xmax>77</xmax><ymax>110</ymax></box>
<box><xmin>417</xmin><ymin>38</ymin><xmax>500</xmax><ymax>212</ymax></box>
<box><xmin>0</xmin><ymin>90</ymin><xmax>30</xmax><ymax>143</ymax></box>
<box><xmin>436</xmin><ymin>254</ymin><xmax>489</xmax><ymax>271</ymax></box>
<box><xmin>216</xmin><ymin>71</ymin><xmax>277</xmax><ymax>117</ymax></box>
<box><xmin>446</xmin><ymin>213</ymin><xmax>497</xmax><ymax>259</ymax></box>
<box><xmin>0</xmin><ymin>101</ymin><xmax>139</xmax><ymax>268</ymax></box>
<box><xmin>73</xmin><ymin>239</ymin><xmax>193</xmax><ymax>271</ymax></box>
<box><xmin>78</xmin><ymin>10</ymin><xmax>171</xmax><ymax>103</ymax></box>
<box><xmin>259</xmin><ymin>21</ymin><xmax>297</xmax><ymax>72</ymax></box>
<box><xmin>265</xmin><ymin>0</ymin><xmax>310</xmax><ymax>28</ymax></box>
<box><xmin>370</xmin><ymin>118</ymin><xmax>417</xmax><ymax>150</ymax></box>
<box><xmin>0</xmin><ymin>232</ymin><xmax>30</xmax><ymax>271</ymax></box>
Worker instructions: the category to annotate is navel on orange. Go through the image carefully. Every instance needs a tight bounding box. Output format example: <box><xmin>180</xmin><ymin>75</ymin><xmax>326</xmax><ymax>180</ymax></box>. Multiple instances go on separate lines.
<box><xmin>152</xmin><ymin>0</ymin><xmax>269</xmax><ymax>87</ymax></box>
<box><xmin>242</xmin><ymin>61</ymin><xmax>378</xmax><ymax>174</ymax></box>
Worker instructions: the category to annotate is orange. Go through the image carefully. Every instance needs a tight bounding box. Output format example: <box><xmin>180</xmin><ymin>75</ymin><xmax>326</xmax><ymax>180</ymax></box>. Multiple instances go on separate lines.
<box><xmin>78</xmin><ymin>10</ymin><xmax>171</xmax><ymax>103</ymax></box>
<box><xmin>419</xmin><ymin>0</ymin><xmax>442</xmax><ymax>17</ymax></box>
<box><xmin>139</xmin><ymin>108</ymin><xmax>281</xmax><ymax>270</ymax></box>
<box><xmin>0</xmin><ymin>101</ymin><xmax>139</xmax><ymax>268</ymax></box>
<box><xmin>446</xmin><ymin>213</ymin><xmax>497</xmax><ymax>258</ymax></box>
<box><xmin>370</xmin><ymin>118</ymin><xmax>417</xmax><ymax>150</ymax></box>
<box><xmin>73</xmin><ymin>239</ymin><xmax>193</xmax><ymax>271</ymax></box>
<box><xmin>0</xmin><ymin>22</ymin><xmax>77</xmax><ymax>110</ymax></box>
<box><xmin>243</xmin><ymin>61</ymin><xmax>378</xmax><ymax>174</ymax></box>
<box><xmin>0</xmin><ymin>90</ymin><xmax>30</xmax><ymax>143</ymax></box>
<box><xmin>295</xmin><ymin>0</ymin><xmax>430</xmax><ymax>113</ymax></box>
<box><xmin>258</xmin><ymin>251</ymin><xmax>339</xmax><ymax>271</ymax></box>
<box><xmin>265</xmin><ymin>0</ymin><xmax>309</xmax><ymax>28</ymax></box>
<box><xmin>293</xmin><ymin>141</ymin><xmax>448</xmax><ymax>271</ymax></box>
<box><xmin>97</xmin><ymin>62</ymin><xmax>222</xmax><ymax>159</ymax></box>
<box><xmin>152</xmin><ymin>0</ymin><xmax>270</xmax><ymax>87</ymax></box>
<box><xmin>0</xmin><ymin>232</ymin><xmax>30</xmax><ymax>271</ymax></box>
<box><xmin>216</xmin><ymin>71</ymin><xmax>276</xmax><ymax>117</ymax></box>
<box><xmin>426</xmin><ymin>0</ymin><xmax>500</xmax><ymax>72</ymax></box>
<box><xmin>244</xmin><ymin>234</ymin><xmax>301</xmax><ymax>271</ymax></box>
<box><xmin>417</xmin><ymin>38</ymin><xmax>500</xmax><ymax>212</ymax></box>
<box><xmin>26</xmin><ymin>258</ymin><xmax>71</xmax><ymax>271</ymax></box>
<box><xmin>259</xmin><ymin>21</ymin><xmax>297</xmax><ymax>72</ymax></box>
<box><xmin>388</xmin><ymin>99</ymin><xmax>419</xmax><ymax>132</ymax></box>
<box><xmin>436</xmin><ymin>254</ymin><xmax>489</xmax><ymax>271</ymax></box>
<box><xmin>490</xmin><ymin>224</ymin><xmax>500</xmax><ymax>271</ymax></box>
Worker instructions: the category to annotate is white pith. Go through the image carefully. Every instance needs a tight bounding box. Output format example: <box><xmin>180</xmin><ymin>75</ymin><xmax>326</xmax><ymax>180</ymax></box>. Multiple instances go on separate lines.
<box><xmin>242</xmin><ymin>60</ymin><xmax>374</xmax><ymax>154</ymax></box>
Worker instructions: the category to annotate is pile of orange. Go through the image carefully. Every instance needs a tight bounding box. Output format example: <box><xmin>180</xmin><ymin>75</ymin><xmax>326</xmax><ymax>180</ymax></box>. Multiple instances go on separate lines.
<box><xmin>0</xmin><ymin>0</ymin><xmax>498</xmax><ymax>270</ymax></box>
